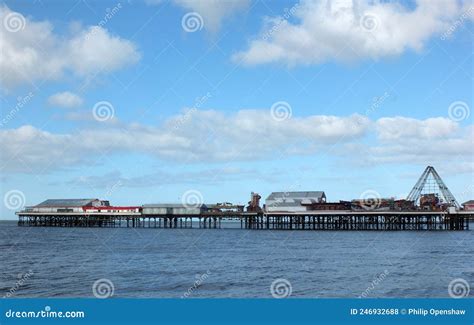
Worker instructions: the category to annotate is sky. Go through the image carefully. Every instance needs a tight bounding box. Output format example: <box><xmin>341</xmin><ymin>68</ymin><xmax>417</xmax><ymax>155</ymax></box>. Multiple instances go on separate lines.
<box><xmin>0</xmin><ymin>0</ymin><xmax>473</xmax><ymax>219</ymax></box>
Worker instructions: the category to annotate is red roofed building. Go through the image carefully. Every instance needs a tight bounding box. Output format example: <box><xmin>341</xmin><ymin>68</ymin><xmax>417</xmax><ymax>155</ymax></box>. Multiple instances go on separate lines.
<box><xmin>462</xmin><ymin>200</ymin><xmax>474</xmax><ymax>211</ymax></box>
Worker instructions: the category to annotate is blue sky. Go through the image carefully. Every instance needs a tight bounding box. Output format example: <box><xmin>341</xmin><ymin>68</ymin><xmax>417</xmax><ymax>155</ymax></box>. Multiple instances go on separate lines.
<box><xmin>1</xmin><ymin>0</ymin><xmax>473</xmax><ymax>218</ymax></box>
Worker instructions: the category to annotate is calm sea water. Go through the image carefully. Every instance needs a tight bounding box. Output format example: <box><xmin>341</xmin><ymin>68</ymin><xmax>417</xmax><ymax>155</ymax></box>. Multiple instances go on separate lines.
<box><xmin>0</xmin><ymin>220</ymin><xmax>472</xmax><ymax>298</ymax></box>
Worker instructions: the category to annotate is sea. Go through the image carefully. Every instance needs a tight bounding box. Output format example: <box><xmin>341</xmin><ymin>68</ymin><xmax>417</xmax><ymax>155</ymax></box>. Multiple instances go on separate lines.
<box><xmin>0</xmin><ymin>220</ymin><xmax>472</xmax><ymax>298</ymax></box>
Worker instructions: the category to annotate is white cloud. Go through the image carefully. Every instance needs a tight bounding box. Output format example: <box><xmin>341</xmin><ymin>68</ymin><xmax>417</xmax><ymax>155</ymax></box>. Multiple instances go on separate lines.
<box><xmin>146</xmin><ymin>0</ymin><xmax>249</xmax><ymax>32</ymax></box>
<box><xmin>66</xmin><ymin>26</ymin><xmax>140</xmax><ymax>76</ymax></box>
<box><xmin>0</xmin><ymin>5</ymin><xmax>140</xmax><ymax>91</ymax></box>
<box><xmin>47</xmin><ymin>91</ymin><xmax>83</xmax><ymax>108</ymax></box>
<box><xmin>346</xmin><ymin>124</ymin><xmax>474</xmax><ymax>169</ymax></box>
<box><xmin>1</xmin><ymin>111</ymin><xmax>472</xmax><ymax>175</ymax></box>
<box><xmin>174</xmin><ymin>0</ymin><xmax>249</xmax><ymax>32</ymax></box>
<box><xmin>62</xmin><ymin>166</ymin><xmax>276</xmax><ymax>189</ymax></box>
<box><xmin>0</xmin><ymin>126</ymin><xmax>79</xmax><ymax>172</ymax></box>
<box><xmin>234</xmin><ymin>0</ymin><xmax>473</xmax><ymax>65</ymax></box>
<box><xmin>376</xmin><ymin>117</ymin><xmax>458</xmax><ymax>141</ymax></box>
<box><xmin>0</xmin><ymin>109</ymin><xmax>369</xmax><ymax>173</ymax></box>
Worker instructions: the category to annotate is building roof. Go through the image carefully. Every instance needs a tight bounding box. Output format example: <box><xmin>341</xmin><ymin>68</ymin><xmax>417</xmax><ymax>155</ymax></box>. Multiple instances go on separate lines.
<box><xmin>266</xmin><ymin>191</ymin><xmax>325</xmax><ymax>200</ymax></box>
<box><xmin>462</xmin><ymin>200</ymin><xmax>474</xmax><ymax>205</ymax></box>
<box><xmin>142</xmin><ymin>203</ymin><xmax>206</xmax><ymax>208</ymax></box>
<box><xmin>35</xmin><ymin>199</ymin><xmax>98</xmax><ymax>207</ymax></box>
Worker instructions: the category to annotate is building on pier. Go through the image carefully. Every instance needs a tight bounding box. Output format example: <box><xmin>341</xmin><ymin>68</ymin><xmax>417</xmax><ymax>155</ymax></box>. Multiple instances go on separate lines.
<box><xmin>350</xmin><ymin>198</ymin><xmax>415</xmax><ymax>211</ymax></box>
<box><xmin>207</xmin><ymin>202</ymin><xmax>244</xmax><ymax>213</ymax></box>
<box><xmin>25</xmin><ymin>198</ymin><xmax>109</xmax><ymax>213</ymax></box>
<box><xmin>247</xmin><ymin>192</ymin><xmax>262</xmax><ymax>212</ymax></box>
<box><xmin>142</xmin><ymin>203</ymin><xmax>207</xmax><ymax>215</ymax></box>
<box><xmin>265</xmin><ymin>191</ymin><xmax>326</xmax><ymax>212</ymax></box>
<box><xmin>462</xmin><ymin>200</ymin><xmax>474</xmax><ymax>211</ymax></box>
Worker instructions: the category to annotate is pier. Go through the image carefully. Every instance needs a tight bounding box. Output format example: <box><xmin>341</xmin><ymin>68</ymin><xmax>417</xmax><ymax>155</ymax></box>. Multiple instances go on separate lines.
<box><xmin>14</xmin><ymin>166</ymin><xmax>473</xmax><ymax>231</ymax></box>
<box><xmin>17</xmin><ymin>211</ymin><xmax>471</xmax><ymax>231</ymax></box>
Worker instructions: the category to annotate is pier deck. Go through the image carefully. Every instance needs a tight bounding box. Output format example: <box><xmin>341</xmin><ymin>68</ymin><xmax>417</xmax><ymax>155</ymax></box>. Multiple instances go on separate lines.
<box><xmin>16</xmin><ymin>211</ymin><xmax>471</xmax><ymax>231</ymax></box>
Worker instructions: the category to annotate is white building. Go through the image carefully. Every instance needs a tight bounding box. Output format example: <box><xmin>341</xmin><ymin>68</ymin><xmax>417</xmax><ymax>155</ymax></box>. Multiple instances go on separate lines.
<box><xmin>25</xmin><ymin>199</ymin><xmax>105</xmax><ymax>213</ymax></box>
<box><xmin>142</xmin><ymin>204</ymin><xmax>207</xmax><ymax>215</ymax></box>
<box><xmin>265</xmin><ymin>191</ymin><xmax>326</xmax><ymax>212</ymax></box>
